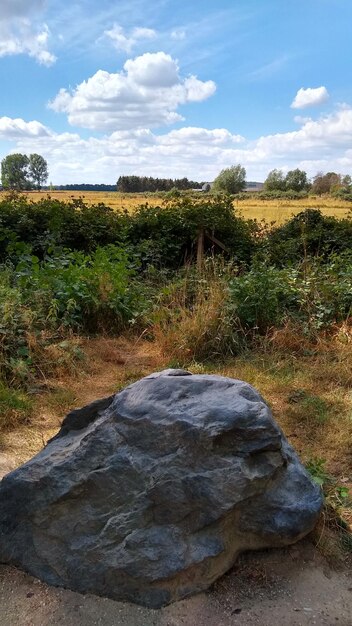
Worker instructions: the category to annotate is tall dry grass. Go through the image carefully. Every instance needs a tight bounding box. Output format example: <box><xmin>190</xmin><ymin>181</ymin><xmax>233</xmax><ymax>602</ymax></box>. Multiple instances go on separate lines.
<box><xmin>152</xmin><ymin>266</ymin><xmax>243</xmax><ymax>364</ymax></box>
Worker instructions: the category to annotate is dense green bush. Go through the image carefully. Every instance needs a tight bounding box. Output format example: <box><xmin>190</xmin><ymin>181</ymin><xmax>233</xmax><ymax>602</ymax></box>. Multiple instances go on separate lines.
<box><xmin>227</xmin><ymin>255</ymin><xmax>352</xmax><ymax>335</ymax></box>
<box><xmin>259</xmin><ymin>189</ymin><xmax>309</xmax><ymax>200</ymax></box>
<box><xmin>14</xmin><ymin>246</ymin><xmax>143</xmax><ymax>333</ymax></box>
<box><xmin>0</xmin><ymin>194</ymin><xmax>256</xmax><ymax>268</ymax></box>
<box><xmin>265</xmin><ymin>209</ymin><xmax>352</xmax><ymax>266</ymax></box>
<box><xmin>150</xmin><ymin>254</ymin><xmax>352</xmax><ymax>364</ymax></box>
<box><xmin>0</xmin><ymin>196</ymin><xmax>351</xmax><ymax>380</ymax></box>
<box><xmin>0</xmin><ymin>273</ymin><xmax>36</xmax><ymax>384</ymax></box>
<box><xmin>2</xmin><ymin>195</ymin><xmax>350</xmax><ymax>272</ymax></box>
<box><xmin>332</xmin><ymin>188</ymin><xmax>352</xmax><ymax>202</ymax></box>
<box><xmin>227</xmin><ymin>266</ymin><xmax>298</xmax><ymax>334</ymax></box>
<box><xmin>0</xmin><ymin>245</ymin><xmax>147</xmax><ymax>385</ymax></box>
<box><xmin>0</xmin><ymin>194</ymin><xmax>128</xmax><ymax>260</ymax></box>
<box><xmin>127</xmin><ymin>196</ymin><xmax>256</xmax><ymax>268</ymax></box>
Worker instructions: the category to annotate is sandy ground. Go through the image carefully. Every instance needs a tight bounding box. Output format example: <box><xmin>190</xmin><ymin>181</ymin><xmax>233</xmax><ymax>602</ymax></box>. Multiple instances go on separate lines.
<box><xmin>1</xmin><ymin>338</ymin><xmax>351</xmax><ymax>625</ymax></box>
<box><xmin>1</xmin><ymin>540</ymin><xmax>351</xmax><ymax>626</ymax></box>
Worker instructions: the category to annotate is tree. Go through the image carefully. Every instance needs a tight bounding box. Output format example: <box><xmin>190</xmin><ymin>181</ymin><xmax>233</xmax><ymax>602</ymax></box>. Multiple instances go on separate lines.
<box><xmin>284</xmin><ymin>168</ymin><xmax>309</xmax><ymax>192</ymax></box>
<box><xmin>1</xmin><ymin>153</ymin><xmax>30</xmax><ymax>190</ymax></box>
<box><xmin>1</xmin><ymin>152</ymin><xmax>49</xmax><ymax>191</ymax></box>
<box><xmin>342</xmin><ymin>174</ymin><xmax>352</xmax><ymax>190</ymax></box>
<box><xmin>212</xmin><ymin>164</ymin><xmax>246</xmax><ymax>194</ymax></box>
<box><xmin>29</xmin><ymin>153</ymin><xmax>49</xmax><ymax>190</ymax></box>
<box><xmin>264</xmin><ymin>169</ymin><xmax>286</xmax><ymax>191</ymax></box>
<box><xmin>311</xmin><ymin>172</ymin><xmax>341</xmax><ymax>195</ymax></box>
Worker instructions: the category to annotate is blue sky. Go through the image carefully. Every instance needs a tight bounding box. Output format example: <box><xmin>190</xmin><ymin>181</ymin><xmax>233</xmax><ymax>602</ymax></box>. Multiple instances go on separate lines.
<box><xmin>1</xmin><ymin>0</ymin><xmax>352</xmax><ymax>183</ymax></box>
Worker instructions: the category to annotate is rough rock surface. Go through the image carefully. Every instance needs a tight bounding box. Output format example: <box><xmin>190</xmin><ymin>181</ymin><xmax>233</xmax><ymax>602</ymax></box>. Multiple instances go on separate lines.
<box><xmin>0</xmin><ymin>369</ymin><xmax>323</xmax><ymax>608</ymax></box>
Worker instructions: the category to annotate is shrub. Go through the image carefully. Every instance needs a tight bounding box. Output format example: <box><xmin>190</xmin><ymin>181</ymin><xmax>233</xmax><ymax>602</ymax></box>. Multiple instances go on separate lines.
<box><xmin>265</xmin><ymin>209</ymin><xmax>352</xmax><ymax>265</ymax></box>
<box><xmin>0</xmin><ymin>194</ymin><xmax>128</xmax><ymax>260</ymax></box>
<box><xmin>0</xmin><ymin>273</ymin><xmax>36</xmax><ymax>385</ymax></box>
<box><xmin>152</xmin><ymin>256</ymin><xmax>352</xmax><ymax>365</ymax></box>
<box><xmin>227</xmin><ymin>256</ymin><xmax>352</xmax><ymax>336</ymax></box>
<box><xmin>227</xmin><ymin>265</ymin><xmax>299</xmax><ymax>334</ymax></box>
<box><xmin>0</xmin><ymin>269</ymin><xmax>86</xmax><ymax>386</ymax></box>
<box><xmin>0</xmin><ymin>245</ymin><xmax>148</xmax><ymax>386</ymax></box>
<box><xmin>127</xmin><ymin>196</ymin><xmax>256</xmax><ymax>269</ymax></box>
<box><xmin>258</xmin><ymin>189</ymin><xmax>309</xmax><ymax>200</ymax></box>
<box><xmin>14</xmin><ymin>245</ymin><xmax>144</xmax><ymax>333</ymax></box>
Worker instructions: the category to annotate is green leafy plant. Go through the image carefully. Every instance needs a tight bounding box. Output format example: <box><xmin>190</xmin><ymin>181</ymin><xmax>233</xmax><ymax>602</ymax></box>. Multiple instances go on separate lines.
<box><xmin>0</xmin><ymin>382</ymin><xmax>32</xmax><ymax>430</ymax></box>
<box><xmin>306</xmin><ymin>457</ymin><xmax>351</xmax><ymax>550</ymax></box>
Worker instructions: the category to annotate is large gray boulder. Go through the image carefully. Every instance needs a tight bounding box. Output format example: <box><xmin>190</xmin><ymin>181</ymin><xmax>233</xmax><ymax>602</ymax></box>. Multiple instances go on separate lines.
<box><xmin>0</xmin><ymin>370</ymin><xmax>322</xmax><ymax>608</ymax></box>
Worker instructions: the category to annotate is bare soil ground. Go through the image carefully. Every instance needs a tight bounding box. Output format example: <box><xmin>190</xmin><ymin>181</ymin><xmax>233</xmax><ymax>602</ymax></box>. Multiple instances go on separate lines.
<box><xmin>1</xmin><ymin>542</ymin><xmax>351</xmax><ymax>626</ymax></box>
<box><xmin>1</xmin><ymin>337</ymin><xmax>351</xmax><ymax>626</ymax></box>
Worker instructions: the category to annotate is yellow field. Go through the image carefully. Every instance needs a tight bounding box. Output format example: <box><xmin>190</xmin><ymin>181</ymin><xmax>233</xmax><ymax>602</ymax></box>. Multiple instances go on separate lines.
<box><xmin>1</xmin><ymin>190</ymin><xmax>351</xmax><ymax>225</ymax></box>
<box><xmin>0</xmin><ymin>190</ymin><xmax>155</xmax><ymax>213</ymax></box>
<box><xmin>235</xmin><ymin>196</ymin><xmax>352</xmax><ymax>224</ymax></box>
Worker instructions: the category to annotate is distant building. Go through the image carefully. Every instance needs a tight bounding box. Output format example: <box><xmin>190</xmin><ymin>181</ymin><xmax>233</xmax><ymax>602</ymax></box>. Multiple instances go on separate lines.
<box><xmin>245</xmin><ymin>181</ymin><xmax>264</xmax><ymax>192</ymax></box>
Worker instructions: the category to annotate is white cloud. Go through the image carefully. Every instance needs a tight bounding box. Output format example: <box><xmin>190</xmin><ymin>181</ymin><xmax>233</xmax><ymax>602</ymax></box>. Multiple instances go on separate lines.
<box><xmin>291</xmin><ymin>86</ymin><xmax>329</xmax><ymax>109</ymax></box>
<box><xmin>123</xmin><ymin>52</ymin><xmax>179</xmax><ymax>87</ymax></box>
<box><xmin>158</xmin><ymin>127</ymin><xmax>244</xmax><ymax>145</ymax></box>
<box><xmin>0</xmin><ymin>117</ymin><xmax>50</xmax><ymax>139</ymax></box>
<box><xmin>104</xmin><ymin>24</ymin><xmax>156</xmax><ymax>53</ymax></box>
<box><xmin>0</xmin><ymin>23</ymin><xmax>56</xmax><ymax>65</ymax></box>
<box><xmin>48</xmin><ymin>51</ymin><xmax>216</xmax><ymax>131</ymax></box>
<box><xmin>256</xmin><ymin>108</ymin><xmax>352</xmax><ymax>157</ymax></box>
<box><xmin>0</xmin><ymin>0</ymin><xmax>55</xmax><ymax>65</ymax></box>
<box><xmin>4</xmin><ymin>107</ymin><xmax>352</xmax><ymax>184</ymax></box>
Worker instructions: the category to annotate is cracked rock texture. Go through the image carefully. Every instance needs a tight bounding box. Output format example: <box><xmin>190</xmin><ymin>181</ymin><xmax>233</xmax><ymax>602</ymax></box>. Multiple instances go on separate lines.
<box><xmin>0</xmin><ymin>369</ymin><xmax>323</xmax><ymax>608</ymax></box>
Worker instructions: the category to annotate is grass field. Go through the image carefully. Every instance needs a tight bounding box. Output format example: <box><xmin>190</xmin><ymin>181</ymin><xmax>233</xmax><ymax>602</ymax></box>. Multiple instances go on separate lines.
<box><xmin>1</xmin><ymin>190</ymin><xmax>351</xmax><ymax>225</ymax></box>
<box><xmin>235</xmin><ymin>196</ymin><xmax>352</xmax><ymax>224</ymax></box>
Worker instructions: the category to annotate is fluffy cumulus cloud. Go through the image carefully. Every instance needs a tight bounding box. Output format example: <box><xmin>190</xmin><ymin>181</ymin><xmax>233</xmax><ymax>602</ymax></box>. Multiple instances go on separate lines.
<box><xmin>0</xmin><ymin>116</ymin><xmax>51</xmax><ymax>139</ymax></box>
<box><xmin>104</xmin><ymin>24</ymin><xmax>156</xmax><ymax>53</ymax></box>
<box><xmin>4</xmin><ymin>107</ymin><xmax>352</xmax><ymax>184</ymax></box>
<box><xmin>291</xmin><ymin>86</ymin><xmax>329</xmax><ymax>109</ymax></box>
<box><xmin>0</xmin><ymin>0</ymin><xmax>55</xmax><ymax>65</ymax></box>
<box><xmin>256</xmin><ymin>108</ymin><xmax>352</xmax><ymax>157</ymax></box>
<box><xmin>48</xmin><ymin>52</ymin><xmax>216</xmax><ymax>131</ymax></box>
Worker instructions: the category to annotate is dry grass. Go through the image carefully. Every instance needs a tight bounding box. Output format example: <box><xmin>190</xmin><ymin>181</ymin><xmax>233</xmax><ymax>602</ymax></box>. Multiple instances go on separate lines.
<box><xmin>152</xmin><ymin>273</ymin><xmax>239</xmax><ymax>363</ymax></box>
<box><xmin>2</xmin><ymin>329</ymin><xmax>350</xmax><ymax>477</ymax></box>
<box><xmin>205</xmin><ymin>331</ymin><xmax>352</xmax><ymax>475</ymax></box>
<box><xmin>1</xmin><ymin>190</ymin><xmax>351</xmax><ymax>223</ymax></box>
<box><xmin>0</xmin><ymin>336</ymin><xmax>163</xmax><ymax>465</ymax></box>
<box><xmin>0</xmin><ymin>190</ymin><xmax>162</xmax><ymax>213</ymax></box>
<box><xmin>235</xmin><ymin>195</ymin><xmax>352</xmax><ymax>224</ymax></box>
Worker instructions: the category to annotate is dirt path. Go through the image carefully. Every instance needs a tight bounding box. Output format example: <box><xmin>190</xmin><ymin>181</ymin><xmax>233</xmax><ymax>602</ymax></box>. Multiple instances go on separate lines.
<box><xmin>1</xmin><ymin>338</ymin><xmax>351</xmax><ymax>625</ymax></box>
<box><xmin>1</xmin><ymin>541</ymin><xmax>351</xmax><ymax>626</ymax></box>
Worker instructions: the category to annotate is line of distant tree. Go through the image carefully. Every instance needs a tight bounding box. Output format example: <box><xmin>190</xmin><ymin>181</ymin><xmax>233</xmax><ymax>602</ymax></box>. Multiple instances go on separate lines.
<box><xmin>263</xmin><ymin>168</ymin><xmax>352</xmax><ymax>195</ymax></box>
<box><xmin>1</xmin><ymin>151</ymin><xmax>351</xmax><ymax>199</ymax></box>
<box><xmin>116</xmin><ymin>176</ymin><xmax>203</xmax><ymax>192</ymax></box>
<box><xmin>52</xmin><ymin>184</ymin><xmax>117</xmax><ymax>192</ymax></box>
